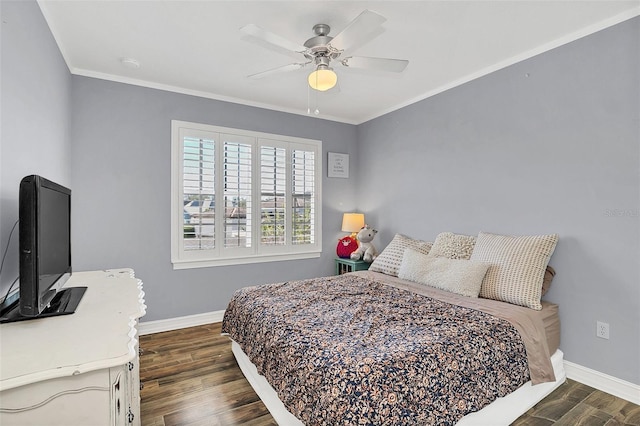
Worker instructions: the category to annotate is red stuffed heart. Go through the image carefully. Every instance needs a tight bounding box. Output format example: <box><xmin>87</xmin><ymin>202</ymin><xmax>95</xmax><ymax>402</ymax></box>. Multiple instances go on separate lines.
<box><xmin>336</xmin><ymin>236</ymin><xmax>358</xmax><ymax>258</ymax></box>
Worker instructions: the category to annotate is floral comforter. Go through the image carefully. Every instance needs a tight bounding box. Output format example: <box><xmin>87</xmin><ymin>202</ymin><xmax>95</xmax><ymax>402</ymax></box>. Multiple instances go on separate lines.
<box><xmin>222</xmin><ymin>274</ymin><xmax>530</xmax><ymax>426</ymax></box>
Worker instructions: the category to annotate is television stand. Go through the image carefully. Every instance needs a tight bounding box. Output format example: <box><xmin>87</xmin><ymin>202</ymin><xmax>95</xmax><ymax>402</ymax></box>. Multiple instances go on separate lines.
<box><xmin>0</xmin><ymin>269</ymin><xmax>146</xmax><ymax>426</ymax></box>
<box><xmin>0</xmin><ymin>286</ymin><xmax>87</xmax><ymax>324</ymax></box>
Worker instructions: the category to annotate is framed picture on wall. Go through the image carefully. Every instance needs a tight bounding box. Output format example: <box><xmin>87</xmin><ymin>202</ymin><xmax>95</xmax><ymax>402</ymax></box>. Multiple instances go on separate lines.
<box><xmin>328</xmin><ymin>152</ymin><xmax>349</xmax><ymax>178</ymax></box>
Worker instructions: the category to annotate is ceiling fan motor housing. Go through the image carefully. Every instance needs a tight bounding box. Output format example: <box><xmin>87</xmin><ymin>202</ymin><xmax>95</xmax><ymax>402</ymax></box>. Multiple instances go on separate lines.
<box><xmin>303</xmin><ymin>24</ymin><xmax>341</xmax><ymax>61</ymax></box>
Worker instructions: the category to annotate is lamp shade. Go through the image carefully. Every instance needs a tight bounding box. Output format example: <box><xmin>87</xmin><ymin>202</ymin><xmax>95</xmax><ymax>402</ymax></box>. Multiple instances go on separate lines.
<box><xmin>341</xmin><ymin>213</ymin><xmax>365</xmax><ymax>233</ymax></box>
<box><xmin>308</xmin><ymin>67</ymin><xmax>337</xmax><ymax>91</ymax></box>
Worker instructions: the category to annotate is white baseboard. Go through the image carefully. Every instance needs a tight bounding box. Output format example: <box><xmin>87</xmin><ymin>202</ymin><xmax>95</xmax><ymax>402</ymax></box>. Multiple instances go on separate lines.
<box><xmin>138</xmin><ymin>310</ymin><xmax>225</xmax><ymax>335</ymax></box>
<box><xmin>564</xmin><ymin>360</ymin><xmax>640</xmax><ymax>405</ymax></box>
<box><xmin>137</xmin><ymin>310</ymin><xmax>640</xmax><ymax>406</ymax></box>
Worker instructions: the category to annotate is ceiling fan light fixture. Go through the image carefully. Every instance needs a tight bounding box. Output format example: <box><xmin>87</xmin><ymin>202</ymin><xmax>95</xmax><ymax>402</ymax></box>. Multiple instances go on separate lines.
<box><xmin>308</xmin><ymin>66</ymin><xmax>337</xmax><ymax>91</ymax></box>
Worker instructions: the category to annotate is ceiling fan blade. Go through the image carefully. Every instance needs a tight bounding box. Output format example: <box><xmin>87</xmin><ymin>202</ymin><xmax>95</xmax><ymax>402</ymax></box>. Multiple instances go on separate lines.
<box><xmin>240</xmin><ymin>24</ymin><xmax>308</xmax><ymax>54</ymax></box>
<box><xmin>328</xmin><ymin>10</ymin><xmax>386</xmax><ymax>52</ymax></box>
<box><xmin>247</xmin><ymin>62</ymin><xmax>309</xmax><ymax>79</ymax></box>
<box><xmin>341</xmin><ymin>56</ymin><xmax>409</xmax><ymax>73</ymax></box>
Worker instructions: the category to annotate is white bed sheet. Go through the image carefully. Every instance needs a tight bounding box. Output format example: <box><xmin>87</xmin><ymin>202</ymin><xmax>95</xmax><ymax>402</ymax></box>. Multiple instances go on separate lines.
<box><xmin>231</xmin><ymin>340</ymin><xmax>566</xmax><ymax>426</ymax></box>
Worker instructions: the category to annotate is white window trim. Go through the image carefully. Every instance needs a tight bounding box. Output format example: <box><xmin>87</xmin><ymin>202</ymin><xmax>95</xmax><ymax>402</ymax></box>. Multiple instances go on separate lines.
<box><xmin>171</xmin><ymin>120</ymin><xmax>322</xmax><ymax>269</ymax></box>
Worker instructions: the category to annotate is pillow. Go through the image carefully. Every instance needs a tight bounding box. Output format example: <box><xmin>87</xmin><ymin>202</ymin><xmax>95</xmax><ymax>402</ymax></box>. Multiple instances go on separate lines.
<box><xmin>541</xmin><ymin>265</ymin><xmax>556</xmax><ymax>296</ymax></box>
<box><xmin>398</xmin><ymin>248</ymin><xmax>489</xmax><ymax>298</ymax></box>
<box><xmin>470</xmin><ymin>232</ymin><xmax>559</xmax><ymax>310</ymax></box>
<box><xmin>428</xmin><ymin>232</ymin><xmax>477</xmax><ymax>260</ymax></box>
<box><xmin>369</xmin><ymin>234</ymin><xmax>433</xmax><ymax>277</ymax></box>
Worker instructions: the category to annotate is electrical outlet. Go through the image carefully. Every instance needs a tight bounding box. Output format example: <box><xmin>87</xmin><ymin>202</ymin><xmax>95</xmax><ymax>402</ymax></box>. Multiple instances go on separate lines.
<box><xmin>596</xmin><ymin>321</ymin><xmax>610</xmax><ymax>339</ymax></box>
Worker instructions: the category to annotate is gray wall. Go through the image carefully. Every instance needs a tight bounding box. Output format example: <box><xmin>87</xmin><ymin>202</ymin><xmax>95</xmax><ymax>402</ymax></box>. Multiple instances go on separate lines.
<box><xmin>356</xmin><ymin>18</ymin><xmax>639</xmax><ymax>385</ymax></box>
<box><xmin>70</xmin><ymin>77</ymin><xmax>358</xmax><ymax>322</ymax></box>
<box><xmin>0</xmin><ymin>0</ymin><xmax>72</xmax><ymax>298</ymax></box>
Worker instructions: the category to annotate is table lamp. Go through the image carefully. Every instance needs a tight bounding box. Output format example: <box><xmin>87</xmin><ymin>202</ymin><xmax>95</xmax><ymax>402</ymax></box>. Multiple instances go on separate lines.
<box><xmin>342</xmin><ymin>213</ymin><xmax>365</xmax><ymax>238</ymax></box>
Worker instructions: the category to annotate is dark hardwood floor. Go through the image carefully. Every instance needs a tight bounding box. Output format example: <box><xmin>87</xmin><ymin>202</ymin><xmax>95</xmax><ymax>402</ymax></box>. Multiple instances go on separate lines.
<box><xmin>139</xmin><ymin>323</ymin><xmax>640</xmax><ymax>426</ymax></box>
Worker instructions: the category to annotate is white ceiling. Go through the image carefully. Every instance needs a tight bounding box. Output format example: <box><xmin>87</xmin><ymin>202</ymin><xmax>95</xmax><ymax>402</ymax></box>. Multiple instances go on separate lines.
<box><xmin>38</xmin><ymin>1</ymin><xmax>639</xmax><ymax>124</ymax></box>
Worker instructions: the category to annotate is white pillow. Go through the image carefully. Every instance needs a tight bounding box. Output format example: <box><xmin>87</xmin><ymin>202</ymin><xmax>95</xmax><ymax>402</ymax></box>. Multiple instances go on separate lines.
<box><xmin>398</xmin><ymin>248</ymin><xmax>490</xmax><ymax>298</ymax></box>
<box><xmin>470</xmin><ymin>232</ymin><xmax>558</xmax><ymax>310</ymax></box>
<box><xmin>369</xmin><ymin>234</ymin><xmax>433</xmax><ymax>277</ymax></box>
<box><xmin>428</xmin><ymin>232</ymin><xmax>477</xmax><ymax>260</ymax></box>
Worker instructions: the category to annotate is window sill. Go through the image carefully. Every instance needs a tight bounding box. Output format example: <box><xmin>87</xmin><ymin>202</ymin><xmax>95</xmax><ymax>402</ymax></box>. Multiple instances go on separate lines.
<box><xmin>172</xmin><ymin>251</ymin><xmax>322</xmax><ymax>270</ymax></box>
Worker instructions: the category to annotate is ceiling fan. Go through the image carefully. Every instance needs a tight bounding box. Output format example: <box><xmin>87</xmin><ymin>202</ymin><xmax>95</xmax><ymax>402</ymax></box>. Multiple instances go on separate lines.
<box><xmin>241</xmin><ymin>10</ymin><xmax>409</xmax><ymax>92</ymax></box>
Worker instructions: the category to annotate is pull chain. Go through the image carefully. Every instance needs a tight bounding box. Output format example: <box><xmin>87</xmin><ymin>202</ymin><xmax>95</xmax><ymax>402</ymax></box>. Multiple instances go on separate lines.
<box><xmin>306</xmin><ymin>73</ymin><xmax>320</xmax><ymax>116</ymax></box>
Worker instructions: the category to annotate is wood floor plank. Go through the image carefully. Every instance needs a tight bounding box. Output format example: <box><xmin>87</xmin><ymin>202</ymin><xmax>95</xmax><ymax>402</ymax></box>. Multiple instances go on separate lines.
<box><xmin>238</xmin><ymin>414</ymin><xmax>279</xmax><ymax>426</ymax></box>
<box><xmin>156</xmin><ymin>357</ymin><xmax>238</xmax><ymax>386</ymax></box>
<box><xmin>160</xmin><ymin>380</ymin><xmax>263</xmax><ymax>426</ymax></box>
<box><xmin>214</xmin><ymin>400</ymin><xmax>276</xmax><ymax>425</ymax></box>
<box><xmin>613</xmin><ymin>404</ymin><xmax>640</xmax><ymax>425</ymax></box>
<box><xmin>140</xmin><ymin>323</ymin><xmax>640</xmax><ymax>426</ymax></box>
<box><xmin>522</xmin><ymin>397</ymin><xmax>583</xmax><ymax>422</ymax></box>
<box><xmin>554</xmin><ymin>404</ymin><xmax>613</xmax><ymax>426</ymax></box>
<box><xmin>141</xmin><ymin>376</ymin><xmax>205</xmax><ymax>406</ymax></box>
<box><xmin>511</xmin><ymin>415</ymin><xmax>555</xmax><ymax>426</ymax></box>
<box><xmin>141</xmin><ymin>350</ymin><xmax>237</xmax><ymax>384</ymax></box>
<box><xmin>584</xmin><ymin>390</ymin><xmax>640</xmax><ymax>423</ymax></box>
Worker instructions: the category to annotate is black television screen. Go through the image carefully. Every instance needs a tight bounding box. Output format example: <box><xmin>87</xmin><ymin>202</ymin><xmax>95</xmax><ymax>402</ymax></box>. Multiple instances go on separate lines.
<box><xmin>17</xmin><ymin>175</ymin><xmax>79</xmax><ymax>318</ymax></box>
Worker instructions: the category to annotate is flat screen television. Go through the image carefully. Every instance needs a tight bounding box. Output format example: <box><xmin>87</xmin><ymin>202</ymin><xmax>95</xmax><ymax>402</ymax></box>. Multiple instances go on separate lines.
<box><xmin>0</xmin><ymin>175</ymin><xmax>85</xmax><ymax>323</ymax></box>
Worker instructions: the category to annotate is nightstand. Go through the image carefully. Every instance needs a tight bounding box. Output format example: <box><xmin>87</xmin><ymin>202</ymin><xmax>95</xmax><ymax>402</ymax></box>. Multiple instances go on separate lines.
<box><xmin>335</xmin><ymin>258</ymin><xmax>370</xmax><ymax>275</ymax></box>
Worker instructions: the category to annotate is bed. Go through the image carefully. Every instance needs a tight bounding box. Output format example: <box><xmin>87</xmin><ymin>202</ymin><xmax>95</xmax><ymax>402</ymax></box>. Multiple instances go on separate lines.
<box><xmin>222</xmin><ymin>232</ymin><xmax>564</xmax><ymax>425</ymax></box>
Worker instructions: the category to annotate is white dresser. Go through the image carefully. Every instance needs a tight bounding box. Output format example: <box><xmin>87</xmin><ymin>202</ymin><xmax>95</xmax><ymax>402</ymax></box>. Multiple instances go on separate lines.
<box><xmin>0</xmin><ymin>269</ymin><xmax>146</xmax><ymax>426</ymax></box>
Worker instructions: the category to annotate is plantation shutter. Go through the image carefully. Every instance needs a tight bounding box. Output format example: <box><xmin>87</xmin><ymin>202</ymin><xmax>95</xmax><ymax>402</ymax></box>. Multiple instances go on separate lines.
<box><xmin>260</xmin><ymin>145</ymin><xmax>287</xmax><ymax>246</ymax></box>
<box><xmin>222</xmin><ymin>138</ymin><xmax>252</xmax><ymax>249</ymax></box>
<box><xmin>291</xmin><ymin>149</ymin><xmax>315</xmax><ymax>245</ymax></box>
<box><xmin>182</xmin><ymin>135</ymin><xmax>215</xmax><ymax>251</ymax></box>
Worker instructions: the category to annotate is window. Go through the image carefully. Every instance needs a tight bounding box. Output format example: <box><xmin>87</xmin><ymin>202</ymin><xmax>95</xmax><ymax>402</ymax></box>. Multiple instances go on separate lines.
<box><xmin>171</xmin><ymin>121</ymin><xmax>322</xmax><ymax>269</ymax></box>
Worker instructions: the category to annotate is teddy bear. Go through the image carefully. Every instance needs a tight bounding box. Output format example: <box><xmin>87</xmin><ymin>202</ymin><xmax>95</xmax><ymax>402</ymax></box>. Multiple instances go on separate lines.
<box><xmin>350</xmin><ymin>225</ymin><xmax>378</xmax><ymax>263</ymax></box>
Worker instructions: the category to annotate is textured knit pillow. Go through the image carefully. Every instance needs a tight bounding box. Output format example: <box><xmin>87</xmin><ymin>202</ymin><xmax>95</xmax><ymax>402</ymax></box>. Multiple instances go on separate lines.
<box><xmin>470</xmin><ymin>232</ymin><xmax>559</xmax><ymax>310</ymax></box>
<box><xmin>369</xmin><ymin>234</ymin><xmax>433</xmax><ymax>277</ymax></box>
<box><xmin>399</xmin><ymin>248</ymin><xmax>490</xmax><ymax>298</ymax></box>
<box><xmin>428</xmin><ymin>232</ymin><xmax>477</xmax><ymax>260</ymax></box>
